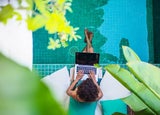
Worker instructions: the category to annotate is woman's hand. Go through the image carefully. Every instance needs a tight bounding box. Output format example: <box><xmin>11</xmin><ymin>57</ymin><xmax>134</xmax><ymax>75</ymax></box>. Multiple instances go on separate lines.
<box><xmin>89</xmin><ymin>70</ymin><xmax>96</xmax><ymax>82</ymax></box>
<box><xmin>76</xmin><ymin>70</ymin><xmax>84</xmax><ymax>81</ymax></box>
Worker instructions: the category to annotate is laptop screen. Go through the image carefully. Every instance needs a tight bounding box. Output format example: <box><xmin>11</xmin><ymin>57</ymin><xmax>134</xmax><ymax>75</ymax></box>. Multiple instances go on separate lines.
<box><xmin>75</xmin><ymin>52</ymin><xmax>100</xmax><ymax>65</ymax></box>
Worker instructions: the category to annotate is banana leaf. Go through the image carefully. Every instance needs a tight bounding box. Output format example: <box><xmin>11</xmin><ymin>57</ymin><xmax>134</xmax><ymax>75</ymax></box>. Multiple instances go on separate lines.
<box><xmin>0</xmin><ymin>53</ymin><xmax>67</xmax><ymax>115</ymax></box>
<box><xmin>122</xmin><ymin>46</ymin><xmax>141</xmax><ymax>62</ymax></box>
<box><xmin>123</xmin><ymin>94</ymin><xmax>154</xmax><ymax>115</ymax></box>
<box><xmin>127</xmin><ymin>61</ymin><xmax>160</xmax><ymax>98</ymax></box>
<box><xmin>122</xmin><ymin>46</ymin><xmax>160</xmax><ymax>97</ymax></box>
<box><xmin>105</xmin><ymin>64</ymin><xmax>160</xmax><ymax>114</ymax></box>
<box><xmin>105</xmin><ymin>46</ymin><xmax>160</xmax><ymax>114</ymax></box>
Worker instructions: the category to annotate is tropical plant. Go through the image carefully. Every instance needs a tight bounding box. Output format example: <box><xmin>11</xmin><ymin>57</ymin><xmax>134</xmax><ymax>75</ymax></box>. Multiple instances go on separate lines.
<box><xmin>33</xmin><ymin>0</ymin><xmax>108</xmax><ymax>64</ymax></box>
<box><xmin>0</xmin><ymin>52</ymin><xmax>67</xmax><ymax>115</ymax></box>
<box><xmin>105</xmin><ymin>46</ymin><xmax>160</xmax><ymax>115</ymax></box>
<box><xmin>0</xmin><ymin>0</ymin><xmax>81</xmax><ymax>49</ymax></box>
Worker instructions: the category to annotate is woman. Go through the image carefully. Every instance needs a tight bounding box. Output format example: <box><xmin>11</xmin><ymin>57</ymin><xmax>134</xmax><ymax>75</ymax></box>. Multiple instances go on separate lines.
<box><xmin>66</xmin><ymin>29</ymin><xmax>103</xmax><ymax>102</ymax></box>
<box><xmin>66</xmin><ymin>70</ymin><xmax>103</xmax><ymax>102</ymax></box>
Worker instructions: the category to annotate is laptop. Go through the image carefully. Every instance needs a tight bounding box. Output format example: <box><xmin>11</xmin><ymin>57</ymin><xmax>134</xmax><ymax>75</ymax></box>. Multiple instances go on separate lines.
<box><xmin>74</xmin><ymin>52</ymin><xmax>101</xmax><ymax>81</ymax></box>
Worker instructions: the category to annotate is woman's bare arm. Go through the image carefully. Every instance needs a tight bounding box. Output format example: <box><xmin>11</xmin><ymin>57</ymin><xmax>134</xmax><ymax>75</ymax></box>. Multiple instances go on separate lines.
<box><xmin>66</xmin><ymin>79</ymin><xmax>79</xmax><ymax>98</ymax></box>
<box><xmin>66</xmin><ymin>70</ymin><xmax>84</xmax><ymax>99</ymax></box>
<box><xmin>89</xmin><ymin>71</ymin><xmax>103</xmax><ymax>100</ymax></box>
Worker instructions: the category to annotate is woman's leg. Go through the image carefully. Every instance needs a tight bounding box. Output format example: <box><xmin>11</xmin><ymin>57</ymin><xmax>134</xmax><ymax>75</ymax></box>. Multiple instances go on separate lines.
<box><xmin>82</xmin><ymin>29</ymin><xmax>94</xmax><ymax>53</ymax></box>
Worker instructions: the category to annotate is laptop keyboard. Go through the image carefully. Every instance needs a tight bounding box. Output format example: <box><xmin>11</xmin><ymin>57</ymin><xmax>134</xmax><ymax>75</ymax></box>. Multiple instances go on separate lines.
<box><xmin>77</xmin><ymin>65</ymin><xmax>97</xmax><ymax>74</ymax></box>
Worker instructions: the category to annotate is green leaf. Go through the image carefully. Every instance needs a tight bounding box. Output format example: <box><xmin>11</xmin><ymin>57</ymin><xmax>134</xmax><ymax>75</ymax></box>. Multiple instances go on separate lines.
<box><xmin>13</xmin><ymin>12</ymin><xmax>22</xmax><ymax>21</ymax></box>
<box><xmin>122</xmin><ymin>46</ymin><xmax>141</xmax><ymax>62</ymax></box>
<box><xmin>133</xmin><ymin>109</ymin><xmax>153</xmax><ymax>115</ymax></box>
<box><xmin>0</xmin><ymin>53</ymin><xmax>67</xmax><ymax>115</ymax></box>
<box><xmin>26</xmin><ymin>14</ymin><xmax>46</xmax><ymax>31</ymax></box>
<box><xmin>17</xmin><ymin>0</ymin><xmax>22</xmax><ymax>5</ymax></box>
<box><xmin>61</xmin><ymin>41</ymin><xmax>68</xmax><ymax>47</ymax></box>
<box><xmin>122</xmin><ymin>94</ymin><xmax>152</xmax><ymax>113</ymax></box>
<box><xmin>94</xmin><ymin>64</ymin><xmax>101</xmax><ymax>68</ymax></box>
<box><xmin>0</xmin><ymin>4</ymin><xmax>14</xmax><ymax>24</ymax></box>
<box><xmin>127</xmin><ymin>61</ymin><xmax>160</xmax><ymax>98</ymax></box>
<box><xmin>113</xmin><ymin>112</ymin><xmax>126</xmax><ymax>115</ymax></box>
<box><xmin>34</xmin><ymin>0</ymin><xmax>49</xmax><ymax>14</ymax></box>
<box><xmin>105</xmin><ymin>64</ymin><xmax>160</xmax><ymax>114</ymax></box>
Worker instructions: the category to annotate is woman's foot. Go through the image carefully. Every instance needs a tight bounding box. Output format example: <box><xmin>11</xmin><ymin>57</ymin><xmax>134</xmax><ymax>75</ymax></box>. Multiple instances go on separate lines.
<box><xmin>82</xmin><ymin>47</ymin><xmax>94</xmax><ymax>53</ymax></box>
<box><xmin>84</xmin><ymin>29</ymin><xmax>93</xmax><ymax>43</ymax></box>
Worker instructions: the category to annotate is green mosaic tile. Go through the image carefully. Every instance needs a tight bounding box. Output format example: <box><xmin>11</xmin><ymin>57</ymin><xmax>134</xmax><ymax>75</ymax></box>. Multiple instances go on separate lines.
<box><xmin>33</xmin><ymin>0</ymin><xmax>154</xmax><ymax>64</ymax></box>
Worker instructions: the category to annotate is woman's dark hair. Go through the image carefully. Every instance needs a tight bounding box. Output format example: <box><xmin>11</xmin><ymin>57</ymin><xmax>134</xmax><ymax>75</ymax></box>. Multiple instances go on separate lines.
<box><xmin>77</xmin><ymin>78</ymin><xmax>99</xmax><ymax>102</ymax></box>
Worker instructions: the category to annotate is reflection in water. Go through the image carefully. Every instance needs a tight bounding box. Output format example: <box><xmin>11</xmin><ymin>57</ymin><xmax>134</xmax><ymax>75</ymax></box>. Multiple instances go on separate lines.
<box><xmin>119</xmin><ymin>38</ymin><xmax>129</xmax><ymax>64</ymax></box>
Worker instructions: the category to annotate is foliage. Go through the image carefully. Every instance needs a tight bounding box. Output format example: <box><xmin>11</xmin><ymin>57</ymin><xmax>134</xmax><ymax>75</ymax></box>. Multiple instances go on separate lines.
<box><xmin>66</xmin><ymin>0</ymin><xmax>107</xmax><ymax>52</ymax></box>
<box><xmin>33</xmin><ymin>0</ymin><xmax>108</xmax><ymax>64</ymax></box>
<box><xmin>0</xmin><ymin>52</ymin><xmax>67</xmax><ymax>115</ymax></box>
<box><xmin>104</xmin><ymin>46</ymin><xmax>160</xmax><ymax>115</ymax></box>
<box><xmin>0</xmin><ymin>0</ymin><xmax>81</xmax><ymax>49</ymax></box>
